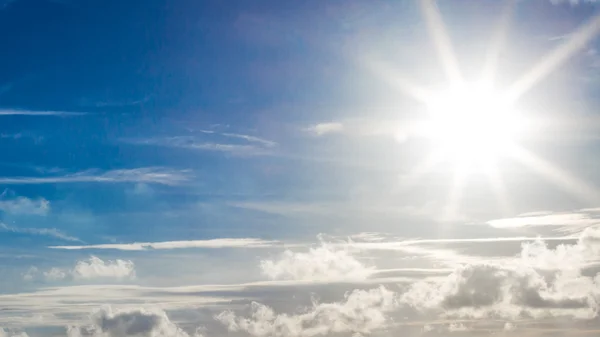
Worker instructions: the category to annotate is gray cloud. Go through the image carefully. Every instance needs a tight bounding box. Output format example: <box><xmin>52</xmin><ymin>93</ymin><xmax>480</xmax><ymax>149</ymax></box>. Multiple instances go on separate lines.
<box><xmin>216</xmin><ymin>286</ymin><xmax>398</xmax><ymax>337</ymax></box>
<box><xmin>68</xmin><ymin>307</ymin><xmax>200</xmax><ymax>337</ymax></box>
<box><xmin>400</xmin><ymin>228</ymin><xmax>600</xmax><ymax>319</ymax></box>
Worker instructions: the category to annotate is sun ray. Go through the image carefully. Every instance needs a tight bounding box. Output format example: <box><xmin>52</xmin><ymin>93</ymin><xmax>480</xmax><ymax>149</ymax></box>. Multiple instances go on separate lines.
<box><xmin>481</xmin><ymin>0</ymin><xmax>517</xmax><ymax>83</ymax></box>
<box><xmin>483</xmin><ymin>158</ymin><xmax>513</xmax><ymax>216</ymax></box>
<box><xmin>398</xmin><ymin>149</ymin><xmax>447</xmax><ymax>189</ymax></box>
<box><xmin>506</xmin><ymin>12</ymin><xmax>600</xmax><ymax>103</ymax></box>
<box><xmin>420</xmin><ymin>0</ymin><xmax>463</xmax><ymax>85</ymax></box>
<box><xmin>442</xmin><ymin>161</ymin><xmax>469</xmax><ymax>222</ymax></box>
<box><xmin>508</xmin><ymin>143</ymin><xmax>600</xmax><ymax>205</ymax></box>
<box><xmin>363</xmin><ymin>57</ymin><xmax>432</xmax><ymax>103</ymax></box>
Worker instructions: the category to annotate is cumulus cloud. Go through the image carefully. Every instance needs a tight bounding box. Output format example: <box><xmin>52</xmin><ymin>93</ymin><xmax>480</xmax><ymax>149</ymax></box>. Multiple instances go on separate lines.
<box><xmin>72</xmin><ymin>256</ymin><xmax>135</xmax><ymax>280</ymax></box>
<box><xmin>0</xmin><ymin>329</ymin><xmax>29</xmax><ymax>337</ymax></box>
<box><xmin>447</xmin><ymin>323</ymin><xmax>469</xmax><ymax>332</ymax></box>
<box><xmin>400</xmin><ymin>228</ymin><xmax>600</xmax><ymax>319</ymax></box>
<box><xmin>503</xmin><ymin>322</ymin><xmax>515</xmax><ymax>331</ymax></box>
<box><xmin>216</xmin><ymin>286</ymin><xmax>398</xmax><ymax>337</ymax></box>
<box><xmin>0</xmin><ymin>192</ymin><xmax>50</xmax><ymax>215</ymax></box>
<box><xmin>25</xmin><ymin>256</ymin><xmax>135</xmax><ymax>282</ymax></box>
<box><xmin>68</xmin><ymin>307</ymin><xmax>200</xmax><ymax>337</ymax></box>
<box><xmin>43</xmin><ymin>268</ymin><xmax>68</xmax><ymax>281</ymax></box>
<box><xmin>260</xmin><ymin>242</ymin><xmax>374</xmax><ymax>281</ymax></box>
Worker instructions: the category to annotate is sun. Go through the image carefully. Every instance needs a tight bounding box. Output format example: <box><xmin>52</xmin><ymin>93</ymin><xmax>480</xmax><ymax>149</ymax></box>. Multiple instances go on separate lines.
<box><xmin>423</xmin><ymin>82</ymin><xmax>526</xmax><ymax>169</ymax></box>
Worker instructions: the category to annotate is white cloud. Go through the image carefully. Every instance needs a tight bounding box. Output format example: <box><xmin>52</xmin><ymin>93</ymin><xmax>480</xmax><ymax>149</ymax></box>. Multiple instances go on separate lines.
<box><xmin>72</xmin><ymin>256</ymin><xmax>135</xmax><ymax>280</ymax></box>
<box><xmin>124</xmin><ymin>132</ymin><xmax>277</xmax><ymax>156</ymax></box>
<box><xmin>550</xmin><ymin>0</ymin><xmax>599</xmax><ymax>4</ymax></box>
<box><xmin>69</xmin><ymin>307</ymin><xmax>200</xmax><ymax>337</ymax></box>
<box><xmin>447</xmin><ymin>323</ymin><xmax>469</xmax><ymax>332</ymax></box>
<box><xmin>0</xmin><ymin>284</ymin><xmax>233</xmax><ymax>327</ymax></box>
<box><xmin>400</xmin><ymin>228</ymin><xmax>600</xmax><ymax>320</ymax></box>
<box><xmin>260</xmin><ymin>242</ymin><xmax>374</xmax><ymax>281</ymax></box>
<box><xmin>0</xmin><ymin>109</ymin><xmax>85</xmax><ymax>116</ymax></box>
<box><xmin>50</xmin><ymin>238</ymin><xmax>278</xmax><ymax>251</ymax></box>
<box><xmin>0</xmin><ymin>223</ymin><xmax>80</xmax><ymax>242</ymax></box>
<box><xmin>25</xmin><ymin>256</ymin><xmax>135</xmax><ymax>282</ymax></box>
<box><xmin>43</xmin><ymin>268</ymin><xmax>68</xmax><ymax>281</ymax></box>
<box><xmin>22</xmin><ymin>267</ymin><xmax>38</xmax><ymax>282</ymax></box>
<box><xmin>216</xmin><ymin>286</ymin><xmax>399</xmax><ymax>337</ymax></box>
<box><xmin>221</xmin><ymin>132</ymin><xmax>277</xmax><ymax>147</ymax></box>
<box><xmin>0</xmin><ymin>167</ymin><xmax>191</xmax><ymax>186</ymax></box>
<box><xmin>0</xmin><ymin>329</ymin><xmax>29</xmax><ymax>337</ymax></box>
<box><xmin>503</xmin><ymin>322</ymin><xmax>515</xmax><ymax>331</ymax></box>
<box><xmin>0</xmin><ymin>194</ymin><xmax>50</xmax><ymax>215</ymax></box>
<box><xmin>487</xmin><ymin>210</ymin><xmax>600</xmax><ymax>228</ymax></box>
<box><xmin>306</xmin><ymin>122</ymin><xmax>344</xmax><ymax>136</ymax></box>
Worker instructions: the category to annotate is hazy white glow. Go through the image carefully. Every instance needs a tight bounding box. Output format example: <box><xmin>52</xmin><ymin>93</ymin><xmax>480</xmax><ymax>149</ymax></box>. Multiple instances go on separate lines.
<box><xmin>424</xmin><ymin>83</ymin><xmax>525</xmax><ymax>167</ymax></box>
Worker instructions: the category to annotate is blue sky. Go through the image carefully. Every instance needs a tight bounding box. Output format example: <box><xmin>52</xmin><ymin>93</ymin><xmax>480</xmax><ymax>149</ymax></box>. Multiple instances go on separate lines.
<box><xmin>4</xmin><ymin>0</ymin><xmax>600</xmax><ymax>336</ymax></box>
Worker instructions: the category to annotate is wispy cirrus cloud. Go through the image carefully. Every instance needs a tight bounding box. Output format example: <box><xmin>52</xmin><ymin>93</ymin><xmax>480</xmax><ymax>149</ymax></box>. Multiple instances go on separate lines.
<box><xmin>49</xmin><ymin>238</ymin><xmax>278</xmax><ymax>251</ymax></box>
<box><xmin>0</xmin><ymin>109</ymin><xmax>86</xmax><ymax>116</ymax></box>
<box><xmin>304</xmin><ymin>119</ymin><xmax>413</xmax><ymax>143</ymax></box>
<box><xmin>0</xmin><ymin>167</ymin><xmax>191</xmax><ymax>186</ymax></box>
<box><xmin>304</xmin><ymin>122</ymin><xmax>344</xmax><ymax>136</ymax></box>
<box><xmin>124</xmin><ymin>133</ymin><xmax>277</xmax><ymax>156</ymax></box>
<box><xmin>487</xmin><ymin>208</ymin><xmax>600</xmax><ymax>229</ymax></box>
<box><xmin>0</xmin><ymin>223</ymin><xmax>80</xmax><ymax>242</ymax></box>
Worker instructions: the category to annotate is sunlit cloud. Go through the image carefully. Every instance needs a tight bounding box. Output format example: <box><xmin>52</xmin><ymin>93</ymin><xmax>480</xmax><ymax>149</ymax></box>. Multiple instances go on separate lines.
<box><xmin>260</xmin><ymin>242</ymin><xmax>373</xmax><ymax>281</ymax></box>
<box><xmin>305</xmin><ymin>122</ymin><xmax>344</xmax><ymax>136</ymax></box>
<box><xmin>487</xmin><ymin>208</ymin><xmax>600</xmax><ymax>229</ymax></box>
<box><xmin>216</xmin><ymin>286</ymin><xmax>399</xmax><ymax>337</ymax></box>
<box><xmin>49</xmin><ymin>238</ymin><xmax>279</xmax><ymax>251</ymax></box>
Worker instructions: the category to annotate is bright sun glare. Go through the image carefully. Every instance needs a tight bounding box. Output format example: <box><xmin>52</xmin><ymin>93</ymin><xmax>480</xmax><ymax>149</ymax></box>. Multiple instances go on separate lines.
<box><xmin>372</xmin><ymin>0</ymin><xmax>600</xmax><ymax>218</ymax></box>
<box><xmin>424</xmin><ymin>82</ymin><xmax>525</xmax><ymax>168</ymax></box>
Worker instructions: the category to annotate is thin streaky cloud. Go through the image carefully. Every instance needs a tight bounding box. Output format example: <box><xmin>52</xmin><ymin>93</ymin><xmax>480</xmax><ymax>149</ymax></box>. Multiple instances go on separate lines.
<box><xmin>339</xmin><ymin>235</ymin><xmax>577</xmax><ymax>250</ymax></box>
<box><xmin>0</xmin><ymin>222</ymin><xmax>81</xmax><ymax>242</ymax></box>
<box><xmin>0</xmin><ymin>109</ymin><xmax>87</xmax><ymax>116</ymax></box>
<box><xmin>49</xmin><ymin>238</ymin><xmax>279</xmax><ymax>250</ymax></box>
<box><xmin>221</xmin><ymin>132</ymin><xmax>277</xmax><ymax>147</ymax></box>
<box><xmin>305</xmin><ymin>122</ymin><xmax>344</xmax><ymax>136</ymax></box>
<box><xmin>506</xmin><ymin>11</ymin><xmax>600</xmax><ymax>102</ymax></box>
<box><xmin>124</xmin><ymin>136</ymin><xmax>274</xmax><ymax>156</ymax></box>
<box><xmin>0</xmin><ymin>167</ymin><xmax>191</xmax><ymax>186</ymax></box>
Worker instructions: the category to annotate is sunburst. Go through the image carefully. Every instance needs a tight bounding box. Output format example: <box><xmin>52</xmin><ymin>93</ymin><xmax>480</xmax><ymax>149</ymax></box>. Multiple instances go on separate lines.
<box><xmin>372</xmin><ymin>0</ymin><xmax>600</xmax><ymax>219</ymax></box>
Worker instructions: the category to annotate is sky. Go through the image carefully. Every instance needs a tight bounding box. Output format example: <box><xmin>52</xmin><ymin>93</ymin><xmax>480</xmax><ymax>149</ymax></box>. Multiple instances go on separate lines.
<box><xmin>4</xmin><ymin>0</ymin><xmax>600</xmax><ymax>336</ymax></box>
